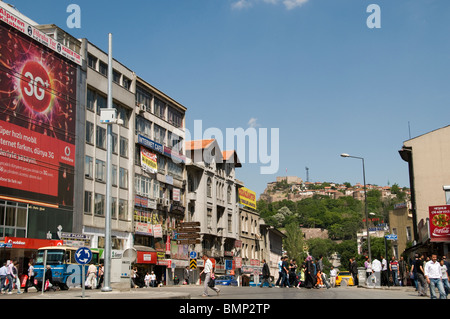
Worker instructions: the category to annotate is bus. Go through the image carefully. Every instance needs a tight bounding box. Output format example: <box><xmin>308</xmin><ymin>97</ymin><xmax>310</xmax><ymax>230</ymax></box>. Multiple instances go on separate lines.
<box><xmin>34</xmin><ymin>246</ymin><xmax>100</xmax><ymax>290</ymax></box>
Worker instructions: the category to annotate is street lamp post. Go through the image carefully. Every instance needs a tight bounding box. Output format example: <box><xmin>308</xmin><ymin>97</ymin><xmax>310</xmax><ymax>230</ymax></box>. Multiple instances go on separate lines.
<box><xmin>341</xmin><ymin>153</ymin><xmax>371</xmax><ymax>262</ymax></box>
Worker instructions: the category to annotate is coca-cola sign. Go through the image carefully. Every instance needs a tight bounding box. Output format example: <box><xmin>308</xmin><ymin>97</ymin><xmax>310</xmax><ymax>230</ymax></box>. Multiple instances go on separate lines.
<box><xmin>429</xmin><ymin>205</ymin><xmax>450</xmax><ymax>242</ymax></box>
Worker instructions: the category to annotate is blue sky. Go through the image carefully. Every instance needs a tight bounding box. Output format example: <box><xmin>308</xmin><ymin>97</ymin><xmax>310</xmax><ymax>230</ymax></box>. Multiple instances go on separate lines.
<box><xmin>8</xmin><ymin>0</ymin><xmax>450</xmax><ymax>197</ymax></box>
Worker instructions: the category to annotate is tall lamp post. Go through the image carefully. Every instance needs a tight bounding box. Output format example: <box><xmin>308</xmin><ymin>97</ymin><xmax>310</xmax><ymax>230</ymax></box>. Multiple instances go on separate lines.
<box><xmin>341</xmin><ymin>153</ymin><xmax>371</xmax><ymax>262</ymax></box>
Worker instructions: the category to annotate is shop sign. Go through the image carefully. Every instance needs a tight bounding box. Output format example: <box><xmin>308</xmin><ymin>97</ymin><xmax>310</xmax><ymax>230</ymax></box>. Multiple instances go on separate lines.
<box><xmin>136</xmin><ymin>251</ymin><xmax>157</xmax><ymax>264</ymax></box>
<box><xmin>429</xmin><ymin>205</ymin><xmax>450</xmax><ymax>242</ymax></box>
<box><xmin>234</xmin><ymin>257</ymin><xmax>242</xmax><ymax>269</ymax></box>
<box><xmin>238</xmin><ymin>187</ymin><xmax>256</xmax><ymax>209</ymax></box>
<box><xmin>4</xmin><ymin>236</ymin><xmax>63</xmax><ymax>249</ymax></box>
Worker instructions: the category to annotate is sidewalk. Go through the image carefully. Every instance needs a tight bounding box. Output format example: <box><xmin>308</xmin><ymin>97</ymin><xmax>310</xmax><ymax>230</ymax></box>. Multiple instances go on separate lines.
<box><xmin>7</xmin><ymin>286</ymin><xmax>191</xmax><ymax>299</ymax></box>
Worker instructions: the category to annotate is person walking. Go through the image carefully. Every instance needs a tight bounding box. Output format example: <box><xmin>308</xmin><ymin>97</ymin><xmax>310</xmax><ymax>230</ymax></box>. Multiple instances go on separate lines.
<box><xmin>0</xmin><ymin>262</ymin><xmax>7</xmax><ymax>294</ymax></box>
<box><xmin>424</xmin><ymin>254</ymin><xmax>446</xmax><ymax>299</ymax></box>
<box><xmin>350</xmin><ymin>258</ymin><xmax>358</xmax><ymax>286</ymax></box>
<box><xmin>364</xmin><ymin>257</ymin><xmax>372</xmax><ymax>280</ymax></box>
<box><xmin>5</xmin><ymin>260</ymin><xmax>14</xmax><ymax>294</ymax></box>
<box><xmin>305</xmin><ymin>256</ymin><xmax>315</xmax><ymax>289</ymax></box>
<box><xmin>381</xmin><ymin>256</ymin><xmax>388</xmax><ymax>286</ymax></box>
<box><xmin>411</xmin><ymin>254</ymin><xmax>427</xmax><ymax>296</ymax></box>
<box><xmin>260</xmin><ymin>259</ymin><xmax>272</xmax><ymax>288</ymax></box>
<box><xmin>275</xmin><ymin>257</ymin><xmax>283</xmax><ymax>287</ymax></box>
<box><xmin>44</xmin><ymin>265</ymin><xmax>56</xmax><ymax>291</ymax></box>
<box><xmin>150</xmin><ymin>271</ymin><xmax>156</xmax><ymax>287</ymax></box>
<box><xmin>13</xmin><ymin>261</ymin><xmax>21</xmax><ymax>294</ymax></box>
<box><xmin>440</xmin><ymin>258</ymin><xmax>449</xmax><ymax>296</ymax></box>
<box><xmin>24</xmin><ymin>261</ymin><xmax>35</xmax><ymax>293</ymax></box>
<box><xmin>86</xmin><ymin>263</ymin><xmax>97</xmax><ymax>289</ymax></box>
<box><xmin>96</xmin><ymin>264</ymin><xmax>104</xmax><ymax>289</ymax></box>
<box><xmin>200</xmin><ymin>253</ymin><xmax>220</xmax><ymax>297</ymax></box>
<box><xmin>329</xmin><ymin>265</ymin><xmax>337</xmax><ymax>288</ymax></box>
<box><xmin>184</xmin><ymin>266</ymin><xmax>190</xmax><ymax>285</ymax></box>
<box><xmin>280</xmin><ymin>256</ymin><xmax>290</xmax><ymax>288</ymax></box>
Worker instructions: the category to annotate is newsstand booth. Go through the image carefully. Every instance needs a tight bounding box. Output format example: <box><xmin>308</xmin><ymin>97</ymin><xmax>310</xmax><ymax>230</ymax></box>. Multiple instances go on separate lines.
<box><xmin>0</xmin><ymin>236</ymin><xmax>63</xmax><ymax>286</ymax></box>
<box><xmin>134</xmin><ymin>246</ymin><xmax>158</xmax><ymax>286</ymax></box>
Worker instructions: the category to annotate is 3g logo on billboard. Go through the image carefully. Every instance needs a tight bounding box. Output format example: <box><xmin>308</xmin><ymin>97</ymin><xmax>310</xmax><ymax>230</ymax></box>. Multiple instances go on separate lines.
<box><xmin>20</xmin><ymin>61</ymin><xmax>53</xmax><ymax>113</ymax></box>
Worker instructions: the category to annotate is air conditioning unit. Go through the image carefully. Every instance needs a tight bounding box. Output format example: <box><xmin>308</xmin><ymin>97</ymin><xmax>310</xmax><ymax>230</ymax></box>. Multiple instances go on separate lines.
<box><xmin>138</xmin><ymin>103</ymin><xmax>146</xmax><ymax>113</ymax></box>
<box><xmin>157</xmin><ymin>198</ymin><xmax>164</xmax><ymax>205</ymax></box>
<box><xmin>164</xmin><ymin>199</ymin><xmax>170</xmax><ymax>206</ymax></box>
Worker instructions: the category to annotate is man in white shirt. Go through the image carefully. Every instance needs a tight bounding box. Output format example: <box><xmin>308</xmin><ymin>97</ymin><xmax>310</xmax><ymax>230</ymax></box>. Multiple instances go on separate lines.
<box><xmin>200</xmin><ymin>253</ymin><xmax>220</xmax><ymax>297</ymax></box>
<box><xmin>425</xmin><ymin>254</ymin><xmax>446</xmax><ymax>299</ymax></box>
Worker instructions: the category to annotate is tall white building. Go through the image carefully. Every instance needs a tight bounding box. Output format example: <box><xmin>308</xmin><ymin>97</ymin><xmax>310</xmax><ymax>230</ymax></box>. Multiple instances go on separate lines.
<box><xmin>185</xmin><ymin>139</ymin><xmax>242</xmax><ymax>275</ymax></box>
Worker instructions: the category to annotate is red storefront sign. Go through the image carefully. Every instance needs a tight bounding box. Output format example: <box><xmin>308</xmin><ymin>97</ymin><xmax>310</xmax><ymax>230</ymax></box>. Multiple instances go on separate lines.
<box><xmin>136</xmin><ymin>251</ymin><xmax>157</xmax><ymax>264</ymax></box>
<box><xmin>429</xmin><ymin>205</ymin><xmax>450</xmax><ymax>242</ymax></box>
<box><xmin>4</xmin><ymin>237</ymin><xmax>63</xmax><ymax>249</ymax></box>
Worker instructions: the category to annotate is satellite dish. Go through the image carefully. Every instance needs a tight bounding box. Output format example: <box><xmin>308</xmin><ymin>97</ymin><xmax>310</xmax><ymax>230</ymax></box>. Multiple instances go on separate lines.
<box><xmin>123</xmin><ymin>248</ymin><xmax>137</xmax><ymax>262</ymax></box>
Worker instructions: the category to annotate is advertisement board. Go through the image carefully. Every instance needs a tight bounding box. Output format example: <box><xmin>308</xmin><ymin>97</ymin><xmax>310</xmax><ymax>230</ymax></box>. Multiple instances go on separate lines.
<box><xmin>238</xmin><ymin>187</ymin><xmax>257</xmax><ymax>209</ymax></box>
<box><xmin>140</xmin><ymin>146</ymin><xmax>157</xmax><ymax>174</ymax></box>
<box><xmin>429</xmin><ymin>205</ymin><xmax>450</xmax><ymax>242</ymax></box>
<box><xmin>0</xmin><ymin>21</ymin><xmax>77</xmax><ymax>207</ymax></box>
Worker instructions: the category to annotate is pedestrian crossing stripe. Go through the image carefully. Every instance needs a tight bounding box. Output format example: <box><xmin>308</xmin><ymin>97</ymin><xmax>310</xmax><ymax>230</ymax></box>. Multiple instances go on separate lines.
<box><xmin>190</xmin><ymin>258</ymin><xmax>197</xmax><ymax>269</ymax></box>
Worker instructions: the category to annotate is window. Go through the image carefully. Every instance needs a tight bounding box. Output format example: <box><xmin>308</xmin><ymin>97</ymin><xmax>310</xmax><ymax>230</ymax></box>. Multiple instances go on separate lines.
<box><xmin>123</xmin><ymin>77</ymin><xmax>132</xmax><ymax>90</ymax></box>
<box><xmin>154</xmin><ymin>124</ymin><xmax>166</xmax><ymax>145</ymax></box>
<box><xmin>153</xmin><ymin>181</ymin><xmax>160</xmax><ymax>199</ymax></box>
<box><xmin>86</xmin><ymin>121</ymin><xmax>94</xmax><ymax>144</ymax></box>
<box><xmin>120</xmin><ymin>137</ymin><xmax>128</xmax><ymax>158</ymax></box>
<box><xmin>96</xmin><ymin>94</ymin><xmax>107</xmax><ymax>114</ymax></box>
<box><xmin>157</xmin><ymin>156</ymin><xmax>165</xmax><ymax>174</ymax></box>
<box><xmin>136</xmin><ymin>86</ymin><xmax>152</xmax><ymax>112</ymax></box>
<box><xmin>135</xmin><ymin>174</ymin><xmax>152</xmax><ymax>198</ymax></box>
<box><xmin>168</xmin><ymin>131</ymin><xmax>183</xmax><ymax>153</ymax></box>
<box><xmin>228</xmin><ymin>214</ymin><xmax>232</xmax><ymax>233</ymax></box>
<box><xmin>111</xmin><ymin>133</ymin><xmax>118</xmax><ymax>154</ymax></box>
<box><xmin>111</xmin><ymin>197</ymin><xmax>117</xmax><ymax>219</ymax></box>
<box><xmin>119</xmin><ymin>167</ymin><xmax>128</xmax><ymax>189</ymax></box>
<box><xmin>154</xmin><ymin>97</ymin><xmax>165</xmax><ymax>119</ymax></box>
<box><xmin>85</xmin><ymin>156</ymin><xmax>93</xmax><ymax>178</ymax></box>
<box><xmin>94</xmin><ymin>193</ymin><xmax>105</xmax><ymax>216</ymax></box>
<box><xmin>95</xmin><ymin>159</ymin><xmax>106</xmax><ymax>182</ymax></box>
<box><xmin>88</xmin><ymin>54</ymin><xmax>97</xmax><ymax>69</ymax></box>
<box><xmin>136</xmin><ymin>116</ymin><xmax>152</xmax><ymax>138</ymax></box>
<box><xmin>96</xmin><ymin>126</ymin><xmax>106</xmax><ymax>149</ymax></box>
<box><xmin>119</xmin><ymin>199</ymin><xmax>128</xmax><ymax>220</ymax></box>
<box><xmin>115</xmin><ymin>103</ymin><xmax>130</xmax><ymax>128</ymax></box>
<box><xmin>113</xmin><ymin>70</ymin><xmax>121</xmax><ymax>84</ymax></box>
<box><xmin>84</xmin><ymin>191</ymin><xmax>92</xmax><ymax>214</ymax></box>
<box><xmin>87</xmin><ymin>89</ymin><xmax>95</xmax><ymax>111</ymax></box>
<box><xmin>168</xmin><ymin>106</ymin><xmax>183</xmax><ymax>128</ymax></box>
<box><xmin>167</xmin><ymin>160</ymin><xmax>182</xmax><ymax>180</ymax></box>
<box><xmin>99</xmin><ymin>61</ymin><xmax>108</xmax><ymax>76</ymax></box>
<box><xmin>227</xmin><ymin>186</ymin><xmax>232</xmax><ymax>204</ymax></box>
<box><xmin>207</xmin><ymin>178</ymin><xmax>212</xmax><ymax>197</ymax></box>
<box><xmin>112</xmin><ymin>164</ymin><xmax>117</xmax><ymax>187</ymax></box>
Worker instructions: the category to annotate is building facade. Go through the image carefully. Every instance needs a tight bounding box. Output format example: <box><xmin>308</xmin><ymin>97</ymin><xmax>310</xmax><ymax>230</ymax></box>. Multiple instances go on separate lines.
<box><xmin>399</xmin><ymin>125</ymin><xmax>450</xmax><ymax>258</ymax></box>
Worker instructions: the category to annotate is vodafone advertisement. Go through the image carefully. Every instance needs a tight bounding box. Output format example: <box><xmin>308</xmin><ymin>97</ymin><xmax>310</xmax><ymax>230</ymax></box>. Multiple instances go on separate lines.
<box><xmin>429</xmin><ymin>205</ymin><xmax>450</xmax><ymax>242</ymax></box>
<box><xmin>0</xmin><ymin>21</ymin><xmax>77</xmax><ymax>207</ymax></box>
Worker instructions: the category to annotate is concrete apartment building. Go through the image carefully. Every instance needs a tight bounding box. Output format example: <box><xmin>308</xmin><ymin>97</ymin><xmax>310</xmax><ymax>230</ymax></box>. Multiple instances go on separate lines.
<box><xmin>399</xmin><ymin>125</ymin><xmax>450</xmax><ymax>257</ymax></box>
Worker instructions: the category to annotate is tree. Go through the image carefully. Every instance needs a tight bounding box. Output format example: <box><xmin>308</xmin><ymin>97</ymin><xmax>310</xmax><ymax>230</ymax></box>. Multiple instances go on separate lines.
<box><xmin>283</xmin><ymin>222</ymin><xmax>305</xmax><ymax>263</ymax></box>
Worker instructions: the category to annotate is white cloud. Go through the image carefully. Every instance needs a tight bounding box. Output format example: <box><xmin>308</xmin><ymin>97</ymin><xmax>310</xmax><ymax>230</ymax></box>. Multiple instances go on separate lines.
<box><xmin>283</xmin><ymin>0</ymin><xmax>309</xmax><ymax>10</ymax></box>
<box><xmin>232</xmin><ymin>0</ymin><xmax>253</xmax><ymax>10</ymax></box>
<box><xmin>231</xmin><ymin>0</ymin><xmax>309</xmax><ymax>10</ymax></box>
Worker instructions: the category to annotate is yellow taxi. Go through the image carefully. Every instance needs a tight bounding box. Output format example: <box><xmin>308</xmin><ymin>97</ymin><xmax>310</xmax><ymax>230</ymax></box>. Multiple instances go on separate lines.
<box><xmin>335</xmin><ymin>271</ymin><xmax>354</xmax><ymax>286</ymax></box>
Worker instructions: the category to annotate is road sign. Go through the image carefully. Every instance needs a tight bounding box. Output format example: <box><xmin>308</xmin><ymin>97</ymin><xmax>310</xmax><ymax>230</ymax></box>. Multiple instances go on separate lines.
<box><xmin>177</xmin><ymin>239</ymin><xmax>201</xmax><ymax>245</ymax></box>
<box><xmin>385</xmin><ymin>234</ymin><xmax>398</xmax><ymax>241</ymax></box>
<box><xmin>190</xmin><ymin>258</ymin><xmax>197</xmax><ymax>270</ymax></box>
<box><xmin>75</xmin><ymin>247</ymin><xmax>92</xmax><ymax>265</ymax></box>
<box><xmin>189</xmin><ymin>251</ymin><xmax>197</xmax><ymax>259</ymax></box>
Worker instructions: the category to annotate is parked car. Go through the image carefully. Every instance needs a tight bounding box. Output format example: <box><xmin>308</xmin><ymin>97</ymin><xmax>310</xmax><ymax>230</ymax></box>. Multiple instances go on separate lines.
<box><xmin>335</xmin><ymin>271</ymin><xmax>354</xmax><ymax>286</ymax></box>
<box><xmin>215</xmin><ymin>275</ymin><xmax>238</xmax><ymax>286</ymax></box>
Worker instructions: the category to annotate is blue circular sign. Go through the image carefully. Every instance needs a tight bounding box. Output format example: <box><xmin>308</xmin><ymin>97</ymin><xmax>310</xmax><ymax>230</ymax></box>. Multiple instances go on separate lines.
<box><xmin>189</xmin><ymin>251</ymin><xmax>197</xmax><ymax>259</ymax></box>
<box><xmin>75</xmin><ymin>247</ymin><xmax>92</xmax><ymax>265</ymax></box>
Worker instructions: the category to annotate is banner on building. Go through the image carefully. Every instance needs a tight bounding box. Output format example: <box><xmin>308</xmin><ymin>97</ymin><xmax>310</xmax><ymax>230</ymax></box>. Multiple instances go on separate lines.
<box><xmin>238</xmin><ymin>187</ymin><xmax>256</xmax><ymax>209</ymax></box>
<box><xmin>429</xmin><ymin>205</ymin><xmax>450</xmax><ymax>242</ymax></box>
<box><xmin>0</xmin><ymin>20</ymin><xmax>77</xmax><ymax>208</ymax></box>
<box><xmin>140</xmin><ymin>146</ymin><xmax>157</xmax><ymax>174</ymax></box>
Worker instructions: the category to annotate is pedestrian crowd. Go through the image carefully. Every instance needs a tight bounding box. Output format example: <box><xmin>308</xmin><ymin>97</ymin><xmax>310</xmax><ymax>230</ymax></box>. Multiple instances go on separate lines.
<box><xmin>364</xmin><ymin>252</ymin><xmax>449</xmax><ymax>299</ymax></box>
<box><xmin>268</xmin><ymin>255</ymin><xmax>333</xmax><ymax>289</ymax></box>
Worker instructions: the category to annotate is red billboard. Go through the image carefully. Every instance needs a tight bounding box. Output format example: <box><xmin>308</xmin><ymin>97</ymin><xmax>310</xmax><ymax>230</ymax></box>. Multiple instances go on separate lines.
<box><xmin>429</xmin><ymin>205</ymin><xmax>450</xmax><ymax>242</ymax></box>
<box><xmin>0</xmin><ymin>21</ymin><xmax>77</xmax><ymax>207</ymax></box>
